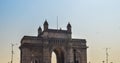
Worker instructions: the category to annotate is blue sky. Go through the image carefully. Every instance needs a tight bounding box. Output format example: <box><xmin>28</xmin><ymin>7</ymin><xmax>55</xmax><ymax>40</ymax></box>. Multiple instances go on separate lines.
<box><xmin>0</xmin><ymin>0</ymin><xmax>120</xmax><ymax>63</ymax></box>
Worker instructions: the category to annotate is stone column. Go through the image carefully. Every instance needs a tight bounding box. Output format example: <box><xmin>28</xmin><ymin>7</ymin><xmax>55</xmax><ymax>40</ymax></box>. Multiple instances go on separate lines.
<box><xmin>21</xmin><ymin>48</ymin><xmax>31</xmax><ymax>63</ymax></box>
<box><xmin>81</xmin><ymin>49</ymin><xmax>87</xmax><ymax>63</ymax></box>
<box><xmin>43</xmin><ymin>48</ymin><xmax>51</xmax><ymax>63</ymax></box>
<box><xmin>66</xmin><ymin>42</ymin><xmax>74</xmax><ymax>63</ymax></box>
<box><xmin>43</xmin><ymin>39</ymin><xmax>51</xmax><ymax>63</ymax></box>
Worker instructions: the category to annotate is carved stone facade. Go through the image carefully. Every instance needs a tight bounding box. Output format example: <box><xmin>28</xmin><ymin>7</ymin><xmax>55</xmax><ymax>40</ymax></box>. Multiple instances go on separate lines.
<box><xmin>20</xmin><ymin>20</ymin><xmax>87</xmax><ymax>63</ymax></box>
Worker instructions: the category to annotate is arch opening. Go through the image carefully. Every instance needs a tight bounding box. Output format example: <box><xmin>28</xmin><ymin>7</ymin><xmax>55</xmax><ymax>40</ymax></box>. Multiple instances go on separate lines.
<box><xmin>73</xmin><ymin>49</ymin><xmax>81</xmax><ymax>63</ymax></box>
<box><xmin>51</xmin><ymin>48</ymin><xmax>65</xmax><ymax>63</ymax></box>
<box><xmin>51</xmin><ymin>52</ymin><xmax>57</xmax><ymax>63</ymax></box>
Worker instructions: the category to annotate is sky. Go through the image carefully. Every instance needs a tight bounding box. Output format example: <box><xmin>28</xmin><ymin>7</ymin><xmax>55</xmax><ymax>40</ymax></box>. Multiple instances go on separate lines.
<box><xmin>0</xmin><ymin>0</ymin><xmax>120</xmax><ymax>63</ymax></box>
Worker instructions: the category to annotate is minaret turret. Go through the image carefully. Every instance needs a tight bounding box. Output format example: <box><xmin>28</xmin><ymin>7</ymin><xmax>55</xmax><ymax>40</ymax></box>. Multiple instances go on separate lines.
<box><xmin>38</xmin><ymin>26</ymin><xmax>42</xmax><ymax>36</ymax></box>
<box><xmin>67</xmin><ymin>22</ymin><xmax>72</xmax><ymax>33</ymax></box>
<box><xmin>43</xmin><ymin>20</ymin><xmax>48</xmax><ymax>31</ymax></box>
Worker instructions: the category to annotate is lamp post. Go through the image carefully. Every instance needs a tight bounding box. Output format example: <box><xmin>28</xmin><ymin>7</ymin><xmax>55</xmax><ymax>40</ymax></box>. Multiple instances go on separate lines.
<box><xmin>10</xmin><ymin>43</ymin><xmax>17</xmax><ymax>63</ymax></box>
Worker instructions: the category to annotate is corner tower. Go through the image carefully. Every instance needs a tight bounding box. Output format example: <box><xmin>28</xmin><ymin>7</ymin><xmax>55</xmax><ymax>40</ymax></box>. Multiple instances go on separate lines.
<box><xmin>38</xmin><ymin>26</ymin><xmax>42</xmax><ymax>36</ymax></box>
<box><xmin>43</xmin><ymin>20</ymin><xmax>48</xmax><ymax>31</ymax></box>
<box><xmin>67</xmin><ymin>22</ymin><xmax>72</xmax><ymax>34</ymax></box>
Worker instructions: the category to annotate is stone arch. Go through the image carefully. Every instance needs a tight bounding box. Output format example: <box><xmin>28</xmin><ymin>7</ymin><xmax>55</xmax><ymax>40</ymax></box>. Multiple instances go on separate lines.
<box><xmin>73</xmin><ymin>49</ymin><xmax>82</xmax><ymax>63</ymax></box>
<box><xmin>50</xmin><ymin>47</ymin><xmax>66</xmax><ymax>63</ymax></box>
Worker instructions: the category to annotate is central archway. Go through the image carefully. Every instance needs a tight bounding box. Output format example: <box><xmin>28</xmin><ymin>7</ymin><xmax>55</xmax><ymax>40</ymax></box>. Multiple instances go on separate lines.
<box><xmin>51</xmin><ymin>48</ymin><xmax>65</xmax><ymax>63</ymax></box>
<box><xmin>51</xmin><ymin>52</ymin><xmax>57</xmax><ymax>63</ymax></box>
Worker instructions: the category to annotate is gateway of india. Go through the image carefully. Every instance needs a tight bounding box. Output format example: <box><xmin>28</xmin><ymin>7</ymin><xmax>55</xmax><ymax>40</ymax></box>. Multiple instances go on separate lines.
<box><xmin>19</xmin><ymin>20</ymin><xmax>88</xmax><ymax>63</ymax></box>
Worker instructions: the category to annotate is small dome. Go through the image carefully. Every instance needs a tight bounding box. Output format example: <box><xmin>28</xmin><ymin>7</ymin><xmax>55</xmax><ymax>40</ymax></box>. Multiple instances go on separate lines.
<box><xmin>67</xmin><ymin>22</ymin><xmax>71</xmax><ymax>27</ymax></box>
<box><xmin>38</xmin><ymin>26</ymin><xmax>42</xmax><ymax>30</ymax></box>
<box><xmin>44</xmin><ymin>20</ymin><xmax>48</xmax><ymax>25</ymax></box>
